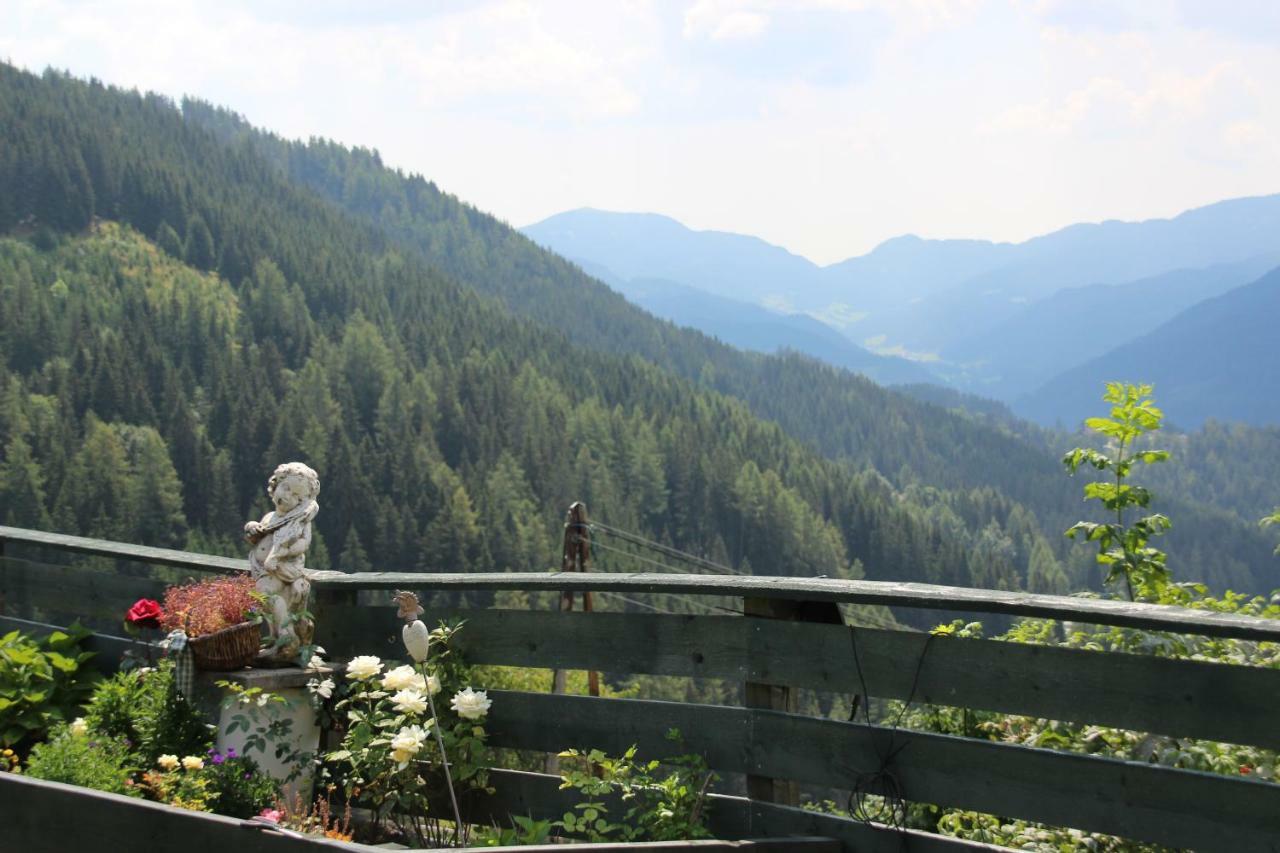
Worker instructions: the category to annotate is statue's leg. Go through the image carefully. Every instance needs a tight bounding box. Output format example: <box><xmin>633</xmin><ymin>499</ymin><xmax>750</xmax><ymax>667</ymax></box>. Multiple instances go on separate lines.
<box><xmin>256</xmin><ymin>576</ymin><xmax>286</xmax><ymax>642</ymax></box>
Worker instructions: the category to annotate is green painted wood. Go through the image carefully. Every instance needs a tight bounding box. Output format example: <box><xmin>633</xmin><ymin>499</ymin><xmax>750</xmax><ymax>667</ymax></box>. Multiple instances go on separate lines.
<box><xmin>309</xmin><ymin>570</ymin><xmax>1280</xmax><ymax>641</ymax></box>
<box><xmin>480</xmin><ymin>691</ymin><xmax>1280</xmax><ymax>852</ymax></box>
<box><xmin>0</xmin><ymin>525</ymin><xmax>243</xmax><ymax>574</ymax></box>
<box><xmin>0</xmin><ymin>773</ymin><xmax>380</xmax><ymax>852</ymax></box>
<box><xmin>479</xmin><ymin>768</ymin><xmax>995</xmax><ymax>853</ymax></box>
<box><xmin>316</xmin><ymin>606</ymin><xmax>1280</xmax><ymax>751</ymax></box>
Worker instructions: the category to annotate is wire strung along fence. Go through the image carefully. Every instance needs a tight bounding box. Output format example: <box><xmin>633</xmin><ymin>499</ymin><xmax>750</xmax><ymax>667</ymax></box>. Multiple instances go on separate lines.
<box><xmin>3</xmin><ymin>522</ymin><xmax>1280</xmax><ymax>852</ymax></box>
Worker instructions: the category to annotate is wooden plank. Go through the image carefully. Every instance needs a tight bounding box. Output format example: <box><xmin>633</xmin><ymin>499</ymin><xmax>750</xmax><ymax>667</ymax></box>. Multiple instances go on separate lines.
<box><xmin>0</xmin><ymin>556</ymin><xmax>167</xmax><ymax>623</ymax></box>
<box><xmin>316</xmin><ymin>606</ymin><xmax>1280</xmax><ymax>751</ymax></box>
<box><xmin>1</xmin><ymin>519</ymin><xmax>1273</xmax><ymax>639</ymax></box>
<box><xmin>0</xmin><ymin>525</ymin><xmax>243</xmax><ymax>574</ymax></box>
<box><xmin>742</xmin><ymin>597</ymin><xmax>833</xmax><ymax>806</ymax></box>
<box><xmin>480</xmin><ymin>690</ymin><xmax>1280</xmax><ymax>852</ymax></box>
<box><xmin>0</xmin><ymin>773</ymin><xmax>381</xmax><ymax>852</ymax></box>
<box><xmin>308</xmin><ymin>570</ymin><xmax>1280</xmax><ymax>641</ymax></box>
<box><xmin>480</xmin><ymin>768</ymin><xmax>992</xmax><ymax>853</ymax></box>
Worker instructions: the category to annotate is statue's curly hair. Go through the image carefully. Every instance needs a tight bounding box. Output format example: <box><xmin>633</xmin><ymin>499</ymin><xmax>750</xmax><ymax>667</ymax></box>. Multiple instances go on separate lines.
<box><xmin>269</xmin><ymin>461</ymin><xmax>320</xmax><ymax>501</ymax></box>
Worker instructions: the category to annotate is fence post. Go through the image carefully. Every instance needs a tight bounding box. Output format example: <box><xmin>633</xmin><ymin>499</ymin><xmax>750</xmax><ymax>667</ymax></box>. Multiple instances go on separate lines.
<box><xmin>743</xmin><ymin>596</ymin><xmax>843</xmax><ymax>806</ymax></box>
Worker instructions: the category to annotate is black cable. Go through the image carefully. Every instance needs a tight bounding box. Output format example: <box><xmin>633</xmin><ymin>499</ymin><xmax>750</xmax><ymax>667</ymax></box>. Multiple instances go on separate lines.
<box><xmin>845</xmin><ymin>627</ymin><xmax>935</xmax><ymax>835</ymax></box>
<box><xmin>590</xmin><ymin>522</ymin><xmax>741</xmax><ymax>576</ymax></box>
<box><xmin>566</xmin><ymin>524</ymin><xmax>743</xmax><ymax>615</ymax></box>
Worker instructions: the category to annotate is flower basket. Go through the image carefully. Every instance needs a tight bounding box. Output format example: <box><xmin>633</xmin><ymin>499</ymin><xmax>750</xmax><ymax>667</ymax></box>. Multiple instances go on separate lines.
<box><xmin>187</xmin><ymin>621</ymin><xmax>261</xmax><ymax>671</ymax></box>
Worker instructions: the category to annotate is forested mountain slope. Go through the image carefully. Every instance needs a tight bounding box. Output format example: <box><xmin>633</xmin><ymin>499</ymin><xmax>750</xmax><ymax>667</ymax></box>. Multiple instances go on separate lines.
<box><xmin>0</xmin><ymin>65</ymin><xmax>1088</xmax><ymax>613</ymax></box>
<box><xmin>943</xmin><ymin>255</ymin><xmax>1280</xmax><ymax>399</ymax></box>
<box><xmin>1019</xmin><ymin>266</ymin><xmax>1280</xmax><ymax>429</ymax></box>
<box><xmin>176</xmin><ymin>97</ymin><xmax>1075</xmax><ymax>503</ymax></box>
<box><xmin>0</xmin><ymin>64</ymin><xmax>1274</xmax><ymax>601</ymax></box>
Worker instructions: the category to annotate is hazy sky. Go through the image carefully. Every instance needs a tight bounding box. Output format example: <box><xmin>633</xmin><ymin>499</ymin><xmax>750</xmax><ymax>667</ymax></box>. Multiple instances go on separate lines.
<box><xmin>5</xmin><ymin>0</ymin><xmax>1279</xmax><ymax>264</ymax></box>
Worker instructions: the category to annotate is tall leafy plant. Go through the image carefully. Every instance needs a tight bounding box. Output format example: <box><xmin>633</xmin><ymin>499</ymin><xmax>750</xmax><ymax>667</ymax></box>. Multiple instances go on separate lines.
<box><xmin>1262</xmin><ymin>509</ymin><xmax>1280</xmax><ymax>555</ymax></box>
<box><xmin>1063</xmin><ymin>382</ymin><xmax>1171</xmax><ymax>601</ymax></box>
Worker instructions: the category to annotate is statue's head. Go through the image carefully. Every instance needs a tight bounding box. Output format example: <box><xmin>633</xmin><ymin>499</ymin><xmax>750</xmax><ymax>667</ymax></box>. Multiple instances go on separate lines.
<box><xmin>268</xmin><ymin>462</ymin><xmax>320</xmax><ymax>514</ymax></box>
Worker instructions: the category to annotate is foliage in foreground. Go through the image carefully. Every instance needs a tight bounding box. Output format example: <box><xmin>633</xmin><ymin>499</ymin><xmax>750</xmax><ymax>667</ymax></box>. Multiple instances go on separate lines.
<box><xmin>1063</xmin><ymin>382</ymin><xmax>1171</xmax><ymax>600</ymax></box>
<box><xmin>84</xmin><ymin>660</ymin><xmax>211</xmax><ymax>765</ymax></box>
<box><xmin>0</xmin><ymin>624</ymin><xmax>96</xmax><ymax>748</ymax></box>
<box><xmin>322</xmin><ymin>622</ymin><xmax>493</xmax><ymax>848</ymax></box>
<box><xmin>554</xmin><ymin>731</ymin><xmax>717</xmax><ymax>844</ymax></box>
<box><xmin>25</xmin><ymin>725</ymin><xmax>140</xmax><ymax>796</ymax></box>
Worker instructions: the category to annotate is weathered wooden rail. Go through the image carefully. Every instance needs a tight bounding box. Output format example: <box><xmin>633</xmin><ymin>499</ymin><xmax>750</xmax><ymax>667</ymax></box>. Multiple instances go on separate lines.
<box><xmin>3</xmin><ymin>525</ymin><xmax>1280</xmax><ymax>852</ymax></box>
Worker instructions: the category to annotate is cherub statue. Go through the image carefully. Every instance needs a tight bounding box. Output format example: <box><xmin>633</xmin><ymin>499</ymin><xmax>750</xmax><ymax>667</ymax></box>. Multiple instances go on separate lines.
<box><xmin>245</xmin><ymin>462</ymin><xmax>320</xmax><ymax>666</ymax></box>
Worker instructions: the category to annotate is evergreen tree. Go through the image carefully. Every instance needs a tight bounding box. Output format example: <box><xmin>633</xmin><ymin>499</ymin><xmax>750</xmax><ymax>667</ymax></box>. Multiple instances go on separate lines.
<box><xmin>0</xmin><ymin>435</ymin><xmax>51</xmax><ymax>528</ymax></box>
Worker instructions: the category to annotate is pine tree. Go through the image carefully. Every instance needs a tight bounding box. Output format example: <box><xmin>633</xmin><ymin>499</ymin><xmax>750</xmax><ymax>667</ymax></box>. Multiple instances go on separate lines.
<box><xmin>0</xmin><ymin>435</ymin><xmax>51</xmax><ymax>528</ymax></box>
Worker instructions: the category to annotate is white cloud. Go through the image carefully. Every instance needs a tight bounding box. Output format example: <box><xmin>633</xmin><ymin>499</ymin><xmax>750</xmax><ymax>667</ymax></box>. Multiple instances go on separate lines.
<box><xmin>683</xmin><ymin>0</ymin><xmax>770</xmax><ymax>40</ymax></box>
<box><xmin>3</xmin><ymin>0</ymin><xmax>1278</xmax><ymax>264</ymax></box>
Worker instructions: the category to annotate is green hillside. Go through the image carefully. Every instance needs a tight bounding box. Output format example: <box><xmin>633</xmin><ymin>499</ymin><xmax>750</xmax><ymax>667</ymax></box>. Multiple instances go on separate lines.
<box><xmin>1020</xmin><ymin>267</ymin><xmax>1280</xmax><ymax>429</ymax></box>
<box><xmin>1</xmin><ymin>64</ymin><xmax>1275</xmax><ymax>605</ymax></box>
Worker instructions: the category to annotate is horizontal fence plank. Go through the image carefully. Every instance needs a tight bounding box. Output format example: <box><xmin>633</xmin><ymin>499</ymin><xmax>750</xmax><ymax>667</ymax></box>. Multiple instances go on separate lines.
<box><xmin>311</xmin><ymin>570</ymin><xmax>1280</xmax><ymax>641</ymax></box>
<box><xmin>0</xmin><ymin>556</ymin><xmax>168</xmax><ymax>624</ymax></box>
<box><xmin>481</xmin><ymin>690</ymin><xmax>1280</xmax><ymax>852</ymax></box>
<box><xmin>0</xmin><ymin>525</ymin><xmax>242</xmax><ymax>574</ymax></box>
<box><xmin>317</xmin><ymin>606</ymin><xmax>1280</xmax><ymax>751</ymax></box>
<box><xmin>1</xmin><ymin>522</ymin><xmax>1274</xmax><ymax>639</ymax></box>
<box><xmin>479</xmin><ymin>768</ymin><xmax>997</xmax><ymax>853</ymax></box>
<box><xmin>0</xmin><ymin>773</ymin><xmax>379</xmax><ymax>853</ymax></box>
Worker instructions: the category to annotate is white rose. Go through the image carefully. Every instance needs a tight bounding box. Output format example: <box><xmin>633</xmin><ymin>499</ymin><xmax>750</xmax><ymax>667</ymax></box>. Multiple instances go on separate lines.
<box><xmin>450</xmin><ymin>687</ymin><xmax>492</xmax><ymax>720</ymax></box>
<box><xmin>68</xmin><ymin>717</ymin><xmax>88</xmax><ymax>737</ymax></box>
<box><xmin>346</xmin><ymin>655</ymin><xmax>383</xmax><ymax>680</ymax></box>
<box><xmin>157</xmin><ymin>754</ymin><xmax>179</xmax><ymax>771</ymax></box>
<box><xmin>389</xmin><ymin>724</ymin><xmax>427</xmax><ymax>768</ymax></box>
<box><xmin>381</xmin><ymin>664</ymin><xmax>419</xmax><ymax>691</ymax></box>
<box><xmin>181</xmin><ymin>755</ymin><xmax>204</xmax><ymax>771</ymax></box>
<box><xmin>425</xmin><ymin>674</ymin><xmax>441</xmax><ymax>697</ymax></box>
<box><xmin>391</xmin><ymin>689</ymin><xmax>428</xmax><ymax>715</ymax></box>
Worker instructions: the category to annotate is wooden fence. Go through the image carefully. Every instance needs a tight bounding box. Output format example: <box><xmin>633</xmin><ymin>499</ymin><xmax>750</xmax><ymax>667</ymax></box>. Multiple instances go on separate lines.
<box><xmin>2</xmin><ymin>525</ymin><xmax>1280</xmax><ymax>852</ymax></box>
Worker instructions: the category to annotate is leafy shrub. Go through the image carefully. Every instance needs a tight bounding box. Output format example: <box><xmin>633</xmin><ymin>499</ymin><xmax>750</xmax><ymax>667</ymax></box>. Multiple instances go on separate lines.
<box><xmin>1063</xmin><ymin>382</ymin><xmax>1171</xmax><ymax>601</ymax></box>
<box><xmin>160</xmin><ymin>574</ymin><xmax>261</xmax><ymax>637</ymax></box>
<box><xmin>202</xmin><ymin>746</ymin><xmax>279</xmax><ymax>818</ymax></box>
<box><xmin>25</xmin><ymin>725</ymin><xmax>140</xmax><ymax>796</ymax></box>
<box><xmin>556</xmin><ymin>730</ymin><xmax>716</xmax><ymax>843</ymax></box>
<box><xmin>83</xmin><ymin>661</ymin><xmax>211</xmax><ymax>763</ymax></box>
<box><xmin>324</xmin><ymin>623</ymin><xmax>492</xmax><ymax>848</ymax></box>
<box><xmin>0</xmin><ymin>625</ymin><xmax>97</xmax><ymax>748</ymax></box>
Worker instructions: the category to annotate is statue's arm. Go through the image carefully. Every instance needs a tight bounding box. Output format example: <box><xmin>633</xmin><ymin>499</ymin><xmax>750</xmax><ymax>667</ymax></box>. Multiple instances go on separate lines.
<box><xmin>271</xmin><ymin>525</ymin><xmax>313</xmax><ymax>559</ymax></box>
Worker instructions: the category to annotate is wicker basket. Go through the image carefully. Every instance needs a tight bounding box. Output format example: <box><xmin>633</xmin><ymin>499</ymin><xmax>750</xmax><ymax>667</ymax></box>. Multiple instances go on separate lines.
<box><xmin>188</xmin><ymin>621</ymin><xmax>261</xmax><ymax>671</ymax></box>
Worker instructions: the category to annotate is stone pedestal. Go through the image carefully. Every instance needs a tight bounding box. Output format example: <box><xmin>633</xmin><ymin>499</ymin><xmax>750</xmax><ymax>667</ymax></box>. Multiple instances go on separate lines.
<box><xmin>194</xmin><ymin>667</ymin><xmax>323</xmax><ymax>803</ymax></box>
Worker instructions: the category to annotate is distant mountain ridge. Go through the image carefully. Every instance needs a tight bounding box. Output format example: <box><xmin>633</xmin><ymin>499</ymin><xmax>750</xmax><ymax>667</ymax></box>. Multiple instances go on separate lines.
<box><xmin>594</xmin><ymin>269</ymin><xmax>935</xmax><ymax>385</ymax></box>
<box><xmin>524</xmin><ymin>196</ymin><xmax>1280</xmax><ymax>352</ymax></box>
<box><xmin>525</xmin><ymin>198</ymin><xmax>1280</xmax><ymax>424</ymax></box>
<box><xmin>522</xmin><ymin>209</ymin><xmax>822</xmax><ymax>307</ymax></box>
<box><xmin>943</xmin><ymin>254</ymin><xmax>1280</xmax><ymax>398</ymax></box>
<box><xmin>1017</xmin><ymin>265</ymin><xmax>1280</xmax><ymax>428</ymax></box>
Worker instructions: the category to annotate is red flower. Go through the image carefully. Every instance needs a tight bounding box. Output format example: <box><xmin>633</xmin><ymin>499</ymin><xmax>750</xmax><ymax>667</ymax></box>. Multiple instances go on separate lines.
<box><xmin>1240</xmin><ymin>764</ymin><xmax>1253</xmax><ymax>775</ymax></box>
<box><xmin>126</xmin><ymin>598</ymin><xmax>164</xmax><ymax>630</ymax></box>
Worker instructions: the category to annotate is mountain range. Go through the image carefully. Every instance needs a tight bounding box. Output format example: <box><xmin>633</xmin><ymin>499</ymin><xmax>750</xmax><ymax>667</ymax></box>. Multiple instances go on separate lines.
<box><xmin>1</xmin><ymin>63</ymin><xmax>1277</xmax><ymax>605</ymax></box>
<box><xmin>523</xmin><ymin>199</ymin><xmax>1280</xmax><ymax>427</ymax></box>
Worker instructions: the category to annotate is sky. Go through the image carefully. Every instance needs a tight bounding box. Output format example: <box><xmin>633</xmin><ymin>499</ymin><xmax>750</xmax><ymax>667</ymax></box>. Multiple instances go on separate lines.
<box><xmin>4</xmin><ymin>0</ymin><xmax>1279</xmax><ymax>264</ymax></box>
